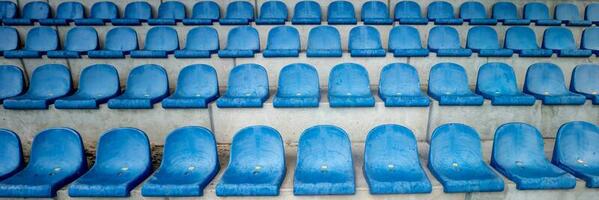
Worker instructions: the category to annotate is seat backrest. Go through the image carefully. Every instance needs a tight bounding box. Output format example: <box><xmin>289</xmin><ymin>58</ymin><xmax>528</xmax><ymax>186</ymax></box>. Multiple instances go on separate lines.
<box><xmin>582</xmin><ymin>27</ymin><xmax>599</xmax><ymax>50</ymax></box>
<box><xmin>428</xmin><ymin>63</ymin><xmax>471</xmax><ymax>96</ymax></box>
<box><xmin>429</xmin><ymin>123</ymin><xmax>483</xmax><ymax>171</ymax></box>
<box><xmin>225</xmin><ymin>26</ymin><xmax>259</xmax><ymax>51</ymax></box>
<box><xmin>329</xmin><ymin>63</ymin><xmax>371</xmax><ymax>97</ymax></box>
<box><xmin>0</xmin><ymin>27</ymin><xmax>18</xmax><ymax>51</ymax></box>
<box><xmin>95</xmin><ymin>128</ymin><xmax>150</xmax><ymax>172</ymax></box>
<box><xmin>476</xmin><ymin>63</ymin><xmax>521</xmax><ymax>96</ymax></box>
<box><xmin>570</xmin><ymin>64</ymin><xmax>599</xmax><ymax>96</ymax></box>
<box><xmin>586</xmin><ymin>3</ymin><xmax>599</xmax><ymax>21</ymax></box>
<box><xmin>524</xmin><ymin>2</ymin><xmax>550</xmax><ymax>20</ymax></box>
<box><xmin>184</xmin><ymin>27</ymin><xmax>219</xmax><ymax>51</ymax></box>
<box><xmin>543</xmin><ymin>27</ymin><xmax>576</xmax><ymax>50</ymax></box>
<box><xmin>293</xmin><ymin>1</ymin><xmax>321</xmax><ymax>19</ymax></box>
<box><xmin>394</xmin><ymin>1</ymin><xmax>423</xmax><ymax>19</ymax></box>
<box><xmin>174</xmin><ymin>64</ymin><xmax>218</xmax><ymax>98</ymax></box>
<box><xmin>297</xmin><ymin>125</ymin><xmax>353</xmax><ymax>178</ymax></box>
<box><xmin>160</xmin><ymin>126</ymin><xmax>218</xmax><ymax>172</ymax></box>
<box><xmin>55</xmin><ymin>2</ymin><xmax>84</xmax><ymax>19</ymax></box>
<box><xmin>427</xmin><ymin>1</ymin><xmax>455</xmax><ymax>19</ymax></box>
<box><xmin>349</xmin><ymin>26</ymin><xmax>383</xmax><ymax>50</ymax></box>
<box><xmin>460</xmin><ymin>1</ymin><xmax>486</xmax><ymax>20</ymax></box>
<box><xmin>361</xmin><ymin>1</ymin><xmax>389</xmax><ymax>20</ymax></box>
<box><xmin>467</xmin><ymin>26</ymin><xmax>500</xmax><ymax>50</ymax></box>
<box><xmin>123</xmin><ymin>1</ymin><xmax>152</xmax><ymax>20</ymax></box>
<box><xmin>328</xmin><ymin>1</ymin><xmax>355</xmax><ymax>19</ymax></box>
<box><xmin>191</xmin><ymin>1</ymin><xmax>220</xmax><ymax>20</ymax></box>
<box><xmin>28</xmin><ymin>128</ymin><xmax>86</xmax><ymax>176</ymax></box>
<box><xmin>226</xmin><ymin>64</ymin><xmax>268</xmax><ymax>97</ymax></box>
<box><xmin>77</xmin><ymin>64</ymin><xmax>119</xmax><ymax>98</ymax></box>
<box><xmin>277</xmin><ymin>63</ymin><xmax>319</xmax><ymax>97</ymax></box>
<box><xmin>22</xmin><ymin>1</ymin><xmax>49</xmax><ymax>19</ymax></box>
<box><xmin>307</xmin><ymin>26</ymin><xmax>341</xmax><ymax>51</ymax></box>
<box><xmin>505</xmin><ymin>27</ymin><xmax>540</xmax><ymax>50</ymax></box>
<box><xmin>259</xmin><ymin>1</ymin><xmax>287</xmax><ymax>19</ymax></box>
<box><xmin>379</xmin><ymin>63</ymin><xmax>422</xmax><ymax>96</ymax></box>
<box><xmin>64</xmin><ymin>27</ymin><xmax>98</xmax><ymax>51</ymax></box>
<box><xmin>28</xmin><ymin>64</ymin><xmax>71</xmax><ymax>99</ymax></box>
<box><xmin>365</xmin><ymin>124</ymin><xmax>420</xmax><ymax>172</ymax></box>
<box><xmin>0</xmin><ymin>1</ymin><xmax>16</xmax><ymax>19</ymax></box>
<box><xmin>124</xmin><ymin>64</ymin><xmax>168</xmax><ymax>98</ymax></box>
<box><xmin>90</xmin><ymin>1</ymin><xmax>118</xmax><ymax>19</ymax></box>
<box><xmin>0</xmin><ymin>65</ymin><xmax>23</xmax><ymax>100</ymax></box>
<box><xmin>267</xmin><ymin>26</ymin><xmax>300</xmax><ymax>50</ymax></box>
<box><xmin>157</xmin><ymin>1</ymin><xmax>185</xmax><ymax>19</ymax></box>
<box><xmin>25</xmin><ymin>27</ymin><xmax>58</xmax><ymax>51</ymax></box>
<box><xmin>492</xmin><ymin>2</ymin><xmax>518</xmax><ymax>20</ymax></box>
<box><xmin>0</xmin><ymin>129</ymin><xmax>21</xmax><ymax>180</ymax></box>
<box><xmin>492</xmin><ymin>123</ymin><xmax>548</xmax><ymax>168</ymax></box>
<box><xmin>524</xmin><ymin>63</ymin><xmax>570</xmax><ymax>96</ymax></box>
<box><xmin>104</xmin><ymin>27</ymin><xmax>138</xmax><ymax>51</ymax></box>
<box><xmin>553</xmin><ymin>121</ymin><xmax>599</xmax><ymax>168</ymax></box>
<box><xmin>144</xmin><ymin>26</ymin><xmax>179</xmax><ymax>51</ymax></box>
<box><xmin>229</xmin><ymin>126</ymin><xmax>284</xmax><ymax>178</ymax></box>
<box><xmin>427</xmin><ymin>26</ymin><xmax>462</xmax><ymax>50</ymax></box>
<box><xmin>389</xmin><ymin>26</ymin><xmax>424</xmax><ymax>50</ymax></box>
<box><xmin>555</xmin><ymin>3</ymin><xmax>582</xmax><ymax>21</ymax></box>
<box><xmin>224</xmin><ymin>1</ymin><xmax>254</xmax><ymax>19</ymax></box>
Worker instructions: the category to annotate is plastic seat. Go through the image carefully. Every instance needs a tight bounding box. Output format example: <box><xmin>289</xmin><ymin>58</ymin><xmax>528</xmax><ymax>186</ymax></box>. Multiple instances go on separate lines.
<box><xmin>111</xmin><ymin>2</ymin><xmax>152</xmax><ymax>26</ymax></box>
<box><xmin>582</xmin><ymin>27</ymin><xmax>599</xmax><ymax>55</ymax></box>
<box><xmin>68</xmin><ymin>128</ymin><xmax>151</xmax><ymax>197</ymax></box>
<box><xmin>219</xmin><ymin>1</ymin><xmax>254</xmax><ymax>25</ymax></box>
<box><xmin>523</xmin><ymin>2</ymin><xmax>561</xmax><ymax>26</ymax></box>
<box><xmin>47</xmin><ymin>27</ymin><xmax>98</xmax><ymax>58</ymax></box>
<box><xmin>88</xmin><ymin>27</ymin><xmax>138</xmax><ymax>58</ymax></box>
<box><xmin>552</xmin><ymin>121</ymin><xmax>599</xmax><ymax>188</ymax></box>
<box><xmin>570</xmin><ymin>64</ymin><xmax>599</xmax><ymax>105</ymax></box>
<box><xmin>586</xmin><ymin>3</ymin><xmax>599</xmax><ymax>25</ymax></box>
<box><xmin>306</xmin><ymin>26</ymin><xmax>342</xmax><ymax>57</ymax></box>
<box><xmin>4</xmin><ymin>27</ymin><xmax>58</xmax><ymax>58</ymax></box>
<box><xmin>0</xmin><ymin>128</ymin><xmax>86</xmax><ymax>197</ymax></box>
<box><xmin>327</xmin><ymin>1</ymin><xmax>357</xmax><ymax>24</ymax></box>
<box><xmin>148</xmin><ymin>1</ymin><xmax>185</xmax><ymax>25</ymax></box>
<box><xmin>394</xmin><ymin>1</ymin><xmax>428</xmax><ymax>24</ymax></box>
<box><xmin>555</xmin><ymin>3</ymin><xmax>591</xmax><ymax>26</ymax></box>
<box><xmin>361</xmin><ymin>1</ymin><xmax>392</xmax><ymax>25</ymax></box>
<box><xmin>131</xmin><ymin>27</ymin><xmax>179</xmax><ymax>58</ymax></box>
<box><xmin>0</xmin><ymin>1</ymin><xmax>17</xmax><ymax>24</ymax></box>
<box><xmin>460</xmin><ymin>1</ymin><xmax>496</xmax><ymax>25</ymax></box>
<box><xmin>0</xmin><ymin>27</ymin><xmax>18</xmax><ymax>56</ymax></box>
<box><xmin>427</xmin><ymin>26</ymin><xmax>472</xmax><ymax>57</ymax></box>
<box><xmin>75</xmin><ymin>1</ymin><xmax>118</xmax><ymax>25</ymax></box>
<box><xmin>542</xmin><ymin>27</ymin><xmax>592</xmax><ymax>57</ymax></box>
<box><xmin>491</xmin><ymin>123</ymin><xmax>577</xmax><ymax>190</ymax></box>
<box><xmin>379</xmin><ymin>63</ymin><xmax>429</xmax><ymax>107</ymax></box>
<box><xmin>476</xmin><ymin>63</ymin><xmax>535</xmax><ymax>106</ymax></box>
<box><xmin>427</xmin><ymin>1</ymin><xmax>463</xmax><ymax>25</ymax></box>
<box><xmin>504</xmin><ymin>27</ymin><xmax>553</xmax><ymax>57</ymax></box>
<box><xmin>364</xmin><ymin>124</ymin><xmax>431</xmax><ymax>194</ymax></box>
<box><xmin>3</xmin><ymin>64</ymin><xmax>71</xmax><ymax>110</ymax></box>
<box><xmin>428</xmin><ymin>63</ymin><xmax>483</xmax><ymax>106</ymax></box>
<box><xmin>141</xmin><ymin>126</ymin><xmax>219</xmax><ymax>196</ymax></box>
<box><xmin>524</xmin><ymin>63</ymin><xmax>586</xmax><ymax>105</ymax></box>
<box><xmin>0</xmin><ymin>129</ymin><xmax>22</xmax><ymax>181</ymax></box>
<box><xmin>216</xmin><ymin>64</ymin><xmax>268</xmax><ymax>108</ymax></box>
<box><xmin>388</xmin><ymin>26</ymin><xmax>429</xmax><ymax>57</ymax></box>
<box><xmin>466</xmin><ymin>26</ymin><xmax>513</xmax><ymax>57</ymax></box>
<box><xmin>161</xmin><ymin>64</ymin><xmax>219</xmax><ymax>108</ymax></box>
<box><xmin>273</xmin><ymin>63</ymin><xmax>320</xmax><ymax>107</ymax></box>
<box><xmin>349</xmin><ymin>26</ymin><xmax>385</xmax><ymax>57</ymax></box>
<box><xmin>2</xmin><ymin>1</ymin><xmax>49</xmax><ymax>25</ymax></box>
<box><xmin>39</xmin><ymin>2</ymin><xmax>84</xmax><ymax>25</ymax></box>
<box><xmin>175</xmin><ymin>27</ymin><xmax>219</xmax><ymax>58</ymax></box>
<box><xmin>256</xmin><ymin>1</ymin><xmax>287</xmax><ymax>25</ymax></box>
<box><xmin>291</xmin><ymin>1</ymin><xmax>321</xmax><ymax>25</ymax></box>
<box><xmin>183</xmin><ymin>1</ymin><xmax>220</xmax><ymax>25</ymax></box>
<box><xmin>218</xmin><ymin>26</ymin><xmax>259</xmax><ymax>58</ymax></box>
<box><xmin>54</xmin><ymin>64</ymin><xmax>120</xmax><ymax>109</ymax></box>
<box><xmin>263</xmin><ymin>26</ymin><xmax>300</xmax><ymax>57</ymax></box>
<box><xmin>492</xmin><ymin>2</ymin><xmax>530</xmax><ymax>25</ymax></box>
<box><xmin>0</xmin><ymin>65</ymin><xmax>23</xmax><ymax>103</ymax></box>
<box><xmin>216</xmin><ymin>126</ymin><xmax>285</xmax><ymax>196</ymax></box>
<box><xmin>328</xmin><ymin>63</ymin><xmax>375</xmax><ymax>107</ymax></box>
<box><xmin>107</xmin><ymin>64</ymin><xmax>169</xmax><ymax>109</ymax></box>
<box><xmin>294</xmin><ymin>125</ymin><xmax>354</xmax><ymax>195</ymax></box>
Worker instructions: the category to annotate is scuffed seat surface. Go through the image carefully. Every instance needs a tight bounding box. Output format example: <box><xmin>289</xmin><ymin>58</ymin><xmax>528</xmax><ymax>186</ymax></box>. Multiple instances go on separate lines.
<box><xmin>328</xmin><ymin>63</ymin><xmax>375</xmax><ymax>107</ymax></box>
<box><xmin>476</xmin><ymin>63</ymin><xmax>535</xmax><ymax>106</ymax></box>
<box><xmin>55</xmin><ymin>64</ymin><xmax>120</xmax><ymax>109</ymax></box>
<box><xmin>161</xmin><ymin>64</ymin><xmax>219</xmax><ymax>108</ymax></box>
<box><xmin>552</xmin><ymin>121</ymin><xmax>599</xmax><ymax>188</ymax></box>
<box><xmin>273</xmin><ymin>63</ymin><xmax>320</xmax><ymax>108</ymax></box>
<box><xmin>107</xmin><ymin>64</ymin><xmax>169</xmax><ymax>109</ymax></box>
<box><xmin>3</xmin><ymin>64</ymin><xmax>71</xmax><ymax>110</ymax></box>
<box><xmin>216</xmin><ymin>64</ymin><xmax>269</xmax><ymax>108</ymax></box>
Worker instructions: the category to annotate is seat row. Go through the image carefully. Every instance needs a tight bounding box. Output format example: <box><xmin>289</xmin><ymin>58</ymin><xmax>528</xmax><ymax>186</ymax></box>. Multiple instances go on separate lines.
<box><xmin>1</xmin><ymin>1</ymin><xmax>598</xmax><ymax>26</ymax></box>
<box><xmin>0</xmin><ymin>121</ymin><xmax>597</xmax><ymax>197</ymax></box>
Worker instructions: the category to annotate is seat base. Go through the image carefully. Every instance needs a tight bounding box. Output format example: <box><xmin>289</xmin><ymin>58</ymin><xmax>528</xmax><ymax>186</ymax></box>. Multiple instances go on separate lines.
<box><xmin>329</xmin><ymin>96</ymin><xmax>376</xmax><ymax>107</ymax></box>
<box><xmin>393</xmin><ymin>49</ymin><xmax>429</xmax><ymax>57</ymax></box>
<box><xmin>273</xmin><ymin>96</ymin><xmax>320</xmax><ymax>108</ymax></box>
<box><xmin>381</xmin><ymin>95</ymin><xmax>430</xmax><ymax>107</ymax></box>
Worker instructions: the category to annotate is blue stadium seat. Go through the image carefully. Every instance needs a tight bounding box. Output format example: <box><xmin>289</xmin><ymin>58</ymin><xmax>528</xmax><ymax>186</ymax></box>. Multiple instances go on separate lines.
<box><xmin>492</xmin><ymin>2</ymin><xmax>530</xmax><ymax>25</ymax></box>
<box><xmin>427</xmin><ymin>1</ymin><xmax>463</xmax><ymax>25</ymax></box>
<box><xmin>47</xmin><ymin>27</ymin><xmax>98</xmax><ymax>58</ymax></box>
<box><xmin>327</xmin><ymin>1</ymin><xmax>357</xmax><ymax>24</ymax></box>
<box><xmin>361</xmin><ymin>1</ymin><xmax>393</xmax><ymax>25</ymax></box>
<box><xmin>141</xmin><ymin>126</ymin><xmax>219</xmax><ymax>196</ymax></box>
<box><xmin>586</xmin><ymin>3</ymin><xmax>599</xmax><ymax>25</ymax></box>
<box><xmin>0</xmin><ymin>65</ymin><xmax>23</xmax><ymax>103</ymax></box>
<box><xmin>0</xmin><ymin>129</ymin><xmax>22</xmax><ymax>181</ymax></box>
<box><xmin>218</xmin><ymin>26</ymin><xmax>259</xmax><ymax>58</ymax></box>
<box><xmin>162</xmin><ymin>64</ymin><xmax>219</xmax><ymax>108</ymax></box>
<box><xmin>476</xmin><ymin>63</ymin><xmax>535</xmax><ymax>106</ymax></box>
<box><xmin>505</xmin><ymin>27</ymin><xmax>553</xmax><ymax>57</ymax></box>
<box><xmin>0</xmin><ymin>1</ymin><xmax>17</xmax><ymax>24</ymax></box>
<box><xmin>4</xmin><ymin>27</ymin><xmax>58</xmax><ymax>58</ymax></box>
<box><xmin>88</xmin><ymin>27</ymin><xmax>138</xmax><ymax>58</ymax></box>
<box><xmin>273</xmin><ymin>63</ymin><xmax>320</xmax><ymax>107</ymax></box>
<box><xmin>388</xmin><ymin>26</ymin><xmax>429</xmax><ymax>57</ymax></box>
<box><xmin>364</xmin><ymin>124</ymin><xmax>432</xmax><ymax>194</ymax></box>
<box><xmin>349</xmin><ymin>26</ymin><xmax>385</xmax><ymax>57</ymax></box>
<box><xmin>328</xmin><ymin>63</ymin><xmax>375</xmax><ymax>107</ymax></box>
<box><xmin>292</xmin><ymin>1</ymin><xmax>321</xmax><ymax>24</ymax></box>
<box><xmin>39</xmin><ymin>2</ymin><xmax>84</xmax><ymax>26</ymax></box>
<box><xmin>379</xmin><ymin>63</ymin><xmax>430</xmax><ymax>107</ymax></box>
<box><xmin>555</xmin><ymin>3</ymin><xmax>592</xmax><ymax>26</ymax></box>
<box><xmin>263</xmin><ymin>26</ymin><xmax>300</xmax><ymax>57</ymax></box>
<box><xmin>0</xmin><ymin>27</ymin><xmax>18</xmax><ymax>56</ymax></box>
<box><xmin>183</xmin><ymin>1</ymin><xmax>220</xmax><ymax>25</ymax></box>
<box><xmin>306</xmin><ymin>26</ymin><xmax>342</xmax><ymax>57</ymax></box>
<box><xmin>394</xmin><ymin>1</ymin><xmax>428</xmax><ymax>24</ymax></box>
<box><xmin>570</xmin><ymin>64</ymin><xmax>599</xmax><ymax>105</ymax></box>
<box><xmin>294</xmin><ymin>125</ymin><xmax>355</xmax><ymax>195</ymax></box>
<box><xmin>107</xmin><ymin>64</ymin><xmax>169</xmax><ymax>109</ymax></box>
<box><xmin>460</xmin><ymin>1</ymin><xmax>496</xmax><ymax>25</ymax></box>
<box><xmin>491</xmin><ymin>123</ymin><xmax>577</xmax><ymax>190</ymax></box>
<box><xmin>256</xmin><ymin>1</ymin><xmax>288</xmax><ymax>25</ymax></box>
<box><xmin>466</xmin><ymin>26</ymin><xmax>513</xmax><ymax>57</ymax></box>
<box><xmin>3</xmin><ymin>1</ymin><xmax>49</xmax><ymax>25</ymax></box>
<box><xmin>582</xmin><ymin>27</ymin><xmax>599</xmax><ymax>56</ymax></box>
<box><xmin>131</xmin><ymin>27</ymin><xmax>179</xmax><ymax>58</ymax></box>
<box><xmin>219</xmin><ymin>1</ymin><xmax>254</xmax><ymax>25</ymax></box>
<box><xmin>68</xmin><ymin>128</ymin><xmax>151</xmax><ymax>197</ymax></box>
<box><xmin>216</xmin><ymin>126</ymin><xmax>285</xmax><ymax>196</ymax></box>
<box><xmin>175</xmin><ymin>27</ymin><xmax>219</xmax><ymax>58</ymax></box>
<box><xmin>552</xmin><ymin>121</ymin><xmax>599</xmax><ymax>188</ymax></box>
<box><xmin>148</xmin><ymin>1</ymin><xmax>185</xmax><ymax>25</ymax></box>
<box><xmin>75</xmin><ymin>1</ymin><xmax>118</xmax><ymax>25</ymax></box>
<box><xmin>524</xmin><ymin>63</ymin><xmax>586</xmax><ymax>105</ymax></box>
<box><xmin>217</xmin><ymin>64</ymin><xmax>268</xmax><ymax>108</ymax></box>
<box><xmin>3</xmin><ymin>64</ymin><xmax>71</xmax><ymax>110</ymax></box>
<box><xmin>542</xmin><ymin>27</ymin><xmax>592</xmax><ymax>57</ymax></box>
<box><xmin>111</xmin><ymin>2</ymin><xmax>152</xmax><ymax>26</ymax></box>
<box><xmin>427</xmin><ymin>26</ymin><xmax>472</xmax><ymax>57</ymax></box>
<box><xmin>55</xmin><ymin>64</ymin><xmax>120</xmax><ymax>109</ymax></box>
<box><xmin>428</xmin><ymin>63</ymin><xmax>483</xmax><ymax>106</ymax></box>
<box><xmin>0</xmin><ymin>128</ymin><xmax>86</xmax><ymax>197</ymax></box>
<box><xmin>523</xmin><ymin>2</ymin><xmax>561</xmax><ymax>26</ymax></box>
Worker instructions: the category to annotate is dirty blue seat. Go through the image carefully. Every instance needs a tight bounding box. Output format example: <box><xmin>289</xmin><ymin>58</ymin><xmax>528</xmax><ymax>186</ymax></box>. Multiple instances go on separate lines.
<box><xmin>218</xmin><ymin>26</ymin><xmax>259</xmax><ymax>58</ymax></box>
<box><xmin>476</xmin><ymin>63</ymin><xmax>535</xmax><ymax>106</ymax></box>
<box><xmin>219</xmin><ymin>1</ymin><xmax>254</xmax><ymax>25</ymax></box>
<box><xmin>256</xmin><ymin>1</ymin><xmax>287</xmax><ymax>25</ymax></box>
<box><xmin>295</xmin><ymin>125</ymin><xmax>354</xmax><ymax>195</ymax></box>
<box><xmin>582</xmin><ymin>27</ymin><xmax>599</xmax><ymax>55</ymax></box>
<box><xmin>361</xmin><ymin>1</ymin><xmax>392</xmax><ymax>25</ymax></box>
<box><xmin>141</xmin><ymin>126</ymin><xmax>219</xmax><ymax>196</ymax></box>
<box><xmin>460</xmin><ymin>1</ymin><xmax>496</xmax><ymax>25</ymax></box>
<box><xmin>364</xmin><ymin>124</ymin><xmax>431</xmax><ymax>194</ymax></box>
<box><xmin>55</xmin><ymin>64</ymin><xmax>119</xmax><ymax>109</ymax></box>
<box><xmin>523</xmin><ymin>2</ymin><xmax>561</xmax><ymax>26</ymax></box>
<box><xmin>492</xmin><ymin>2</ymin><xmax>530</xmax><ymax>25</ymax></box>
<box><xmin>505</xmin><ymin>27</ymin><xmax>553</xmax><ymax>57</ymax></box>
<box><xmin>524</xmin><ymin>63</ymin><xmax>586</xmax><ymax>105</ymax></box>
<box><xmin>542</xmin><ymin>27</ymin><xmax>592</xmax><ymax>57</ymax></box>
<box><xmin>427</xmin><ymin>1</ymin><xmax>463</xmax><ymax>25</ymax></box>
<box><xmin>39</xmin><ymin>2</ymin><xmax>84</xmax><ymax>25</ymax></box>
<box><xmin>586</xmin><ymin>4</ymin><xmax>599</xmax><ymax>25</ymax></box>
<box><xmin>379</xmin><ymin>63</ymin><xmax>429</xmax><ymax>107</ymax></box>
<box><xmin>327</xmin><ymin>1</ymin><xmax>357</xmax><ymax>24</ymax></box>
<box><xmin>48</xmin><ymin>27</ymin><xmax>98</xmax><ymax>58</ymax></box>
<box><xmin>216</xmin><ymin>126</ymin><xmax>285</xmax><ymax>196</ymax></box>
<box><xmin>263</xmin><ymin>26</ymin><xmax>300</xmax><ymax>57</ymax></box>
<box><xmin>4</xmin><ymin>27</ymin><xmax>58</xmax><ymax>58</ymax></box>
<box><xmin>88</xmin><ymin>27</ymin><xmax>138</xmax><ymax>58</ymax></box>
<box><xmin>0</xmin><ymin>65</ymin><xmax>23</xmax><ymax>103</ymax></box>
<box><xmin>148</xmin><ymin>1</ymin><xmax>185</xmax><ymax>25</ymax></box>
<box><xmin>466</xmin><ymin>26</ymin><xmax>513</xmax><ymax>57</ymax></box>
<box><xmin>328</xmin><ymin>63</ymin><xmax>375</xmax><ymax>107</ymax></box>
<box><xmin>394</xmin><ymin>1</ymin><xmax>428</xmax><ymax>24</ymax></box>
<box><xmin>0</xmin><ymin>128</ymin><xmax>86</xmax><ymax>197</ymax></box>
<box><xmin>0</xmin><ymin>129</ymin><xmax>22</xmax><ymax>181</ymax></box>
<box><xmin>131</xmin><ymin>27</ymin><xmax>179</xmax><ymax>58</ymax></box>
<box><xmin>552</xmin><ymin>121</ymin><xmax>599</xmax><ymax>188</ymax></box>
<box><xmin>570</xmin><ymin>64</ymin><xmax>599</xmax><ymax>105</ymax></box>
<box><xmin>0</xmin><ymin>27</ymin><xmax>18</xmax><ymax>56</ymax></box>
<box><xmin>217</xmin><ymin>64</ymin><xmax>268</xmax><ymax>108</ymax></box>
<box><xmin>292</xmin><ymin>1</ymin><xmax>321</xmax><ymax>24</ymax></box>
<box><xmin>175</xmin><ymin>27</ymin><xmax>219</xmax><ymax>58</ymax></box>
<box><xmin>0</xmin><ymin>1</ymin><xmax>17</xmax><ymax>24</ymax></box>
<box><xmin>428</xmin><ymin>63</ymin><xmax>483</xmax><ymax>106</ymax></box>
<box><xmin>75</xmin><ymin>1</ymin><xmax>118</xmax><ymax>25</ymax></box>
<box><xmin>427</xmin><ymin>26</ymin><xmax>472</xmax><ymax>57</ymax></box>
<box><xmin>273</xmin><ymin>63</ymin><xmax>320</xmax><ymax>107</ymax></box>
<box><xmin>183</xmin><ymin>1</ymin><xmax>220</xmax><ymax>25</ymax></box>
<box><xmin>491</xmin><ymin>122</ymin><xmax>577</xmax><ymax>190</ymax></box>
<box><xmin>555</xmin><ymin>3</ymin><xmax>591</xmax><ymax>26</ymax></box>
<box><xmin>3</xmin><ymin>64</ymin><xmax>71</xmax><ymax>110</ymax></box>
<box><xmin>388</xmin><ymin>26</ymin><xmax>428</xmax><ymax>57</ymax></box>
<box><xmin>306</xmin><ymin>26</ymin><xmax>342</xmax><ymax>57</ymax></box>
<box><xmin>107</xmin><ymin>64</ymin><xmax>169</xmax><ymax>109</ymax></box>
<box><xmin>68</xmin><ymin>128</ymin><xmax>151</xmax><ymax>197</ymax></box>
<box><xmin>349</xmin><ymin>26</ymin><xmax>385</xmax><ymax>57</ymax></box>
<box><xmin>111</xmin><ymin>2</ymin><xmax>152</xmax><ymax>26</ymax></box>
<box><xmin>3</xmin><ymin>1</ymin><xmax>49</xmax><ymax>25</ymax></box>
<box><xmin>162</xmin><ymin>64</ymin><xmax>219</xmax><ymax>108</ymax></box>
